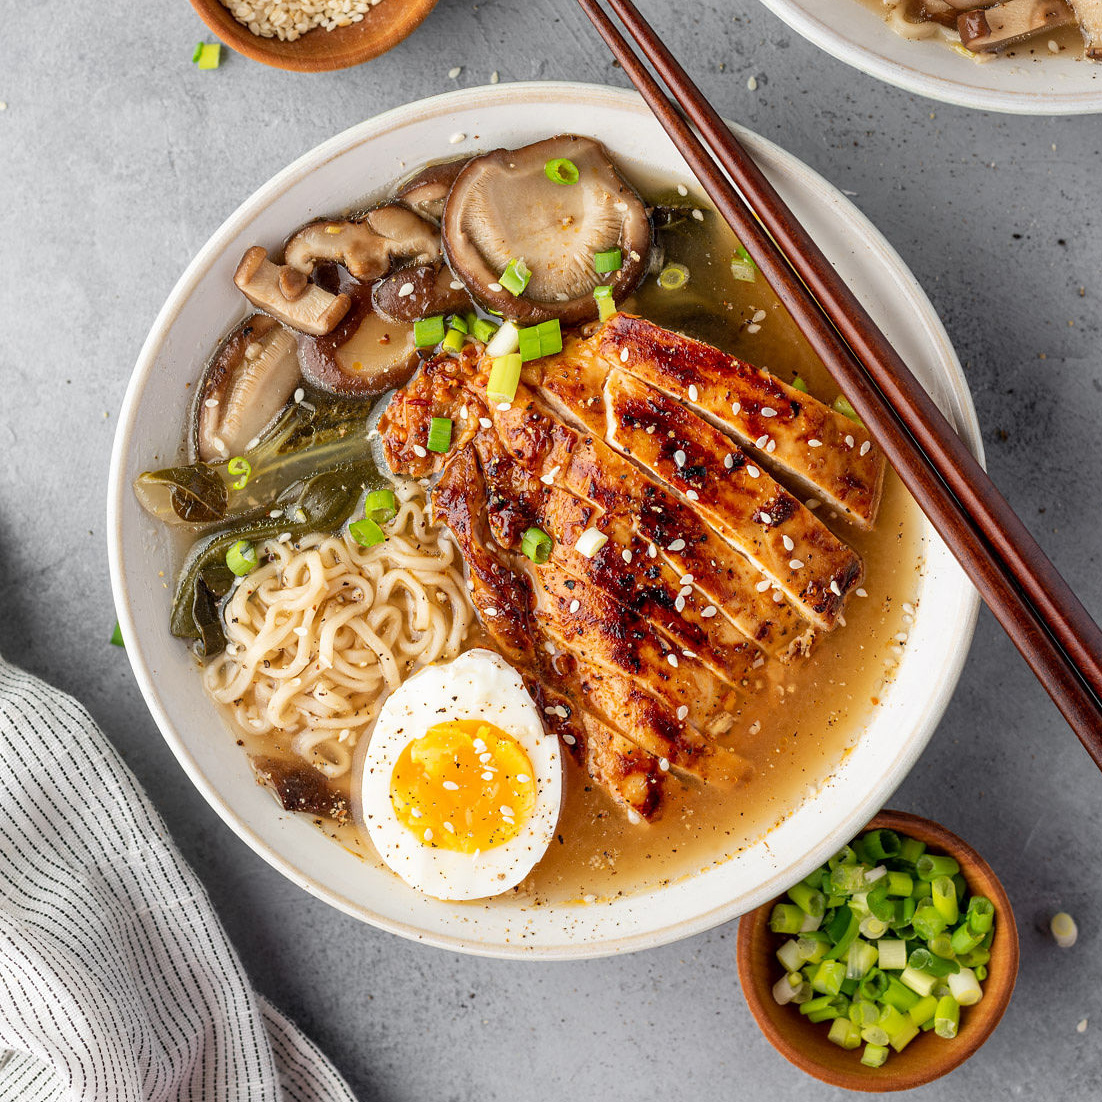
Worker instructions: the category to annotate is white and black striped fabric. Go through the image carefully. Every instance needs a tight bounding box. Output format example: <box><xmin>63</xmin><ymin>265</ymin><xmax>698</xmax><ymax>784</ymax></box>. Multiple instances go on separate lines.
<box><xmin>0</xmin><ymin>656</ymin><xmax>358</xmax><ymax>1102</ymax></box>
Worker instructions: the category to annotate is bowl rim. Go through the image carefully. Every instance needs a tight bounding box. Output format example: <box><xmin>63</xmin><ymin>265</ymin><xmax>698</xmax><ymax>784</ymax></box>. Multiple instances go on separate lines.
<box><xmin>736</xmin><ymin>809</ymin><xmax>1020</xmax><ymax>1091</ymax></box>
<box><xmin>186</xmin><ymin>0</ymin><xmax>440</xmax><ymax>73</ymax></box>
<box><xmin>755</xmin><ymin>0</ymin><xmax>1102</xmax><ymax>116</ymax></box>
<box><xmin>107</xmin><ymin>81</ymin><xmax>983</xmax><ymax>958</ymax></box>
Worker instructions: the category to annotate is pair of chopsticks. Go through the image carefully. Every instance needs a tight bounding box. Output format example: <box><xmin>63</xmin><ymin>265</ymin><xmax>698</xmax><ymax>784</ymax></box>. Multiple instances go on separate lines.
<box><xmin>576</xmin><ymin>0</ymin><xmax>1102</xmax><ymax>764</ymax></box>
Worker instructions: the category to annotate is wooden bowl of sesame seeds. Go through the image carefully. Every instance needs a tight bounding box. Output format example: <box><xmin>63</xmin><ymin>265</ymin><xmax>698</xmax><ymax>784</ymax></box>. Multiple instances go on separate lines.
<box><xmin>188</xmin><ymin>0</ymin><xmax>439</xmax><ymax>72</ymax></box>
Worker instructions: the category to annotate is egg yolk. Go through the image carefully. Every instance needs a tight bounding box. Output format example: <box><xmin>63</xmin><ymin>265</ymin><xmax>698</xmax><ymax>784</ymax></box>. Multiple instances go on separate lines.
<box><xmin>389</xmin><ymin>719</ymin><xmax>537</xmax><ymax>853</ymax></box>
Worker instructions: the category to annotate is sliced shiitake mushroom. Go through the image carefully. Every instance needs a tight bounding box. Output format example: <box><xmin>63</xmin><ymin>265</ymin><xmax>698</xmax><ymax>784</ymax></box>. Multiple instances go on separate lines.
<box><xmin>394</xmin><ymin>158</ymin><xmax>471</xmax><ymax>225</ymax></box>
<box><xmin>193</xmin><ymin>314</ymin><xmax>301</xmax><ymax>462</ymax></box>
<box><xmin>283</xmin><ymin>205</ymin><xmax>440</xmax><ymax>282</ymax></box>
<box><xmin>442</xmin><ymin>135</ymin><xmax>652</xmax><ymax>326</ymax></box>
<box><xmin>372</xmin><ymin>263</ymin><xmax>472</xmax><ymax>323</ymax></box>
<box><xmin>299</xmin><ymin>282</ymin><xmax>418</xmax><ymax>398</ymax></box>
<box><xmin>234</xmin><ymin>247</ymin><xmax>350</xmax><ymax>336</ymax></box>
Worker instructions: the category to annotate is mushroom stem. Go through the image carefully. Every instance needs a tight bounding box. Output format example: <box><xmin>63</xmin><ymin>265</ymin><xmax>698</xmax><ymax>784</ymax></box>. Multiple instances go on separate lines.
<box><xmin>234</xmin><ymin>247</ymin><xmax>351</xmax><ymax>336</ymax></box>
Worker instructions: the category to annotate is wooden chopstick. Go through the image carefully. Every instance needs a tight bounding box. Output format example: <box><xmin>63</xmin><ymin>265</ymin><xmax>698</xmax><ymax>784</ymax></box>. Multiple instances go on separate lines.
<box><xmin>576</xmin><ymin>0</ymin><xmax>1102</xmax><ymax>763</ymax></box>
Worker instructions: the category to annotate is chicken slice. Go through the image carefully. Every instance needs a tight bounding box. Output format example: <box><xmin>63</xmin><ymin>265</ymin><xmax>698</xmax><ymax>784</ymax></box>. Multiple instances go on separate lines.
<box><xmin>603</xmin><ymin>368</ymin><xmax>863</xmax><ymax>628</ymax></box>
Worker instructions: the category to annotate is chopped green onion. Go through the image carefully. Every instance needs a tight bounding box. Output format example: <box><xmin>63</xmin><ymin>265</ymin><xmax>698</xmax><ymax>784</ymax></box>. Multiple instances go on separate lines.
<box><xmin>499</xmin><ymin>257</ymin><xmax>531</xmax><ymax>297</ymax></box>
<box><xmin>830</xmin><ymin>845</ymin><xmax>858</xmax><ymax>869</ymax></box>
<box><xmin>967</xmin><ymin>896</ymin><xmax>995</xmax><ymax>935</ymax></box>
<box><xmin>863</xmin><ymin>830</ymin><xmax>901</xmax><ymax>861</ymax></box>
<box><xmin>777</xmin><ymin>939</ymin><xmax>805</xmax><ymax>974</ymax></box>
<box><xmin>889</xmin><ymin>1018</ymin><xmax>920</xmax><ymax>1052</ymax></box>
<box><xmin>520</xmin><ymin>526</ymin><xmax>552</xmax><ymax>564</ymax></box>
<box><xmin>413</xmin><ymin>315</ymin><xmax>446</xmax><ymax>348</ymax></box>
<box><xmin>364</xmin><ymin>489</ymin><xmax>397</xmax><ymax>524</ymax></box>
<box><xmin>518</xmin><ymin>325</ymin><xmax>542</xmax><ymax>363</ymax></box>
<box><xmin>913</xmin><ymin>902</ymin><xmax>948</xmax><ymax>941</ymax></box>
<box><xmin>934</xmin><ymin>995</ymin><xmax>960</xmax><ymax>1039</ymax></box>
<box><xmin>195</xmin><ymin>42</ymin><xmax>221</xmax><ymax>70</ymax></box>
<box><xmin>899</xmin><ymin>837</ymin><xmax>927</xmax><ymax>865</ymax></box>
<box><xmin>789</xmin><ymin>881</ymin><xmax>826</xmax><ymax>918</ymax></box>
<box><xmin>811</xmin><ymin>960</ymin><xmax>847</xmax><ymax>997</ymax></box>
<box><xmin>876</xmin><ymin>939</ymin><xmax>907</xmax><ymax>972</ymax></box>
<box><xmin>1050</xmin><ymin>911</ymin><xmax>1077</xmax><ymax>948</ymax></box>
<box><xmin>885</xmin><ymin>871</ymin><xmax>913</xmax><ymax>897</ymax></box>
<box><xmin>442</xmin><ymin>326</ymin><xmax>466</xmax><ymax>354</ymax></box>
<box><xmin>594</xmin><ymin>284</ymin><xmax>616</xmax><ymax>322</ymax></box>
<box><xmin>861</xmin><ymin>1043</ymin><xmax>889</xmax><ymax>1068</ymax></box>
<box><xmin>574</xmin><ymin>527</ymin><xmax>608</xmax><ymax>559</ymax></box>
<box><xmin>191</xmin><ymin>42</ymin><xmax>204</xmax><ymax>63</ymax></box>
<box><xmin>881</xmin><ymin>977</ymin><xmax>920</xmax><ymax>1014</ymax></box>
<box><xmin>950</xmin><ymin>922</ymin><xmax>984</xmax><ymax>956</ymax></box>
<box><xmin>916</xmin><ymin>853</ymin><xmax>960</xmax><ymax>881</ymax></box>
<box><xmin>109</xmin><ymin>621</ymin><xmax>125</xmax><ymax>648</ymax></box>
<box><xmin>928</xmin><ymin>933</ymin><xmax>956</xmax><ymax>960</ymax></box>
<box><xmin>449</xmin><ymin>313</ymin><xmax>469</xmax><ymax>334</ymax></box>
<box><xmin>974</xmin><ymin>964</ymin><xmax>988</xmax><ymax>982</ymax></box>
<box><xmin>947</xmin><ymin>966</ymin><xmax>983</xmax><ymax>1007</ymax></box>
<box><xmin>773</xmin><ymin>973</ymin><xmax>806</xmax><ymax>1006</ymax></box>
<box><xmin>485</xmin><ymin>320</ymin><xmax>520</xmax><ymax>358</ymax></box>
<box><xmin>537</xmin><ymin>318</ymin><xmax>562</xmax><ymax>356</ymax></box>
<box><xmin>908</xmin><ymin>948</ymin><xmax>959</xmax><ymax>978</ymax></box>
<box><xmin>657</xmin><ymin>263</ymin><xmax>689</xmax><ymax>291</ymax></box>
<box><xmin>226</xmin><ymin>539</ymin><xmax>257</xmax><ymax>576</ymax></box>
<box><xmin>227</xmin><ymin>456</ymin><xmax>252</xmax><ymax>490</ymax></box>
<box><xmin>348</xmin><ymin>518</ymin><xmax>385</xmax><ymax>548</ymax></box>
<box><xmin>544</xmin><ymin>157</ymin><xmax>579</xmax><ymax>185</ymax></box>
<box><xmin>899</xmin><ymin>966</ymin><xmax>937</xmax><ymax>998</ymax></box>
<box><xmin>487</xmin><ymin>352</ymin><xmax>522</xmax><ymax>405</ymax></box>
<box><xmin>770</xmin><ymin>903</ymin><xmax>805</xmax><ymax>935</ymax></box>
<box><xmin>594</xmin><ymin>248</ymin><xmax>622</xmax><ymax>274</ymax></box>
<box><xmin>471</xmin><ymin>316</ymin><xmax>500</xmax><ymax>344</ymax></box>
<box><xmin>427</xmin><ymin>417</ymin><xmax>453</xmax><ymax>453</ymax></box>
<box><xmin>730</xmin><ymin>243</ymin><xmax>757</xmax><ymax>282</ymax></box>
<box><xmin>828</xmin><ymin>1017</ymin><xmax>862</xmax><ymax>1050</ymax></box>
<box><xmin>792</xmin><ymin>375</ymin><xmax>809</xmax><ymax>394</ymax></box>
<box><xmin>908</xmin><ymin>994</ymin><xmax>938</xmax><ymax>1027</ymax></box>
<box><xmin>833</xmin><ymin>395</ymin><xmax>862</xmax><ymax>423</ymax></box>
<box><xmin>932</xmin><ymin>876</ymin><xmax>960</xmax><ymax>925</ymax></box>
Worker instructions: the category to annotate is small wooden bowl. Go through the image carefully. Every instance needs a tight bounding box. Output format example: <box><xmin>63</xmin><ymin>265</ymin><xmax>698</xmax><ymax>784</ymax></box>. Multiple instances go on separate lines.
<box><xmin>188</xmin><ymin>0</ymin><xmax>439</xmax><ymax>72</ymax></box>
<box><xmin>736</xmin><ymin>809</ymin><xmax>1018</xmax><ymax>1092</ymax></box>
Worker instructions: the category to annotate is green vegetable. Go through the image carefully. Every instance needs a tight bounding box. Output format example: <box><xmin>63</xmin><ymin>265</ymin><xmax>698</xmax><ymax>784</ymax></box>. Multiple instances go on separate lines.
<box><xmin>414</xmin><ymin>315</ymin><xmax>446</xmax><ymax>348</ymax></box>
<box><xmin>499</xmin><ymin>257</ymin><xmax>531</xmax><ymax>297</ymax></box>
<box><xmin>227</xmin><ymin>456</ymin><xmax>252</xmax><ymax>490</ymax></box>
<box><xmin>770</xmin><ymin>903</ymin><xmax>805</xmax><ymax>935</ymax></box>
<box><xmin>593</xmin><ymin>248</ymin><xmax>622</xmax><ymax>274</ymax></box>
<box><xmin>594</xmin><ymin>285</ymin><xmax>616</xmax><ymax>322</ymax></box>
<box><xmin>487</xmin><ymin>353</ymin><xmax>522</xmax><ymax>405</ymax></box>
<box><xmin>792</xmin><ymin>375</ymin><xmax>809</xmax><ymax>394</ymax></box>
<box><xmin>442</xmin><ymin>326</ymin><xmax>466</xmax><ymax>354</ymax></box>
<box><xmin>730</xmin><ymin>243</ymin><xmax>757</xmax><ymax>283</ymax></box>
<box><xmin>544</xmin><ymin>157</ymin><xmax>579</xmax><ymax>185</ymax></box>
<box><xmin>364</xmin><ymin>489</ymin><xmax>397</xmax><ymax>524</ymax></box>
<box><xmin>109</xmin><ymin>622</ymin><xmax>125</xmax><ymax>648</ymax></box>
<box><xmin>449</xmin><ymin>313</ymin><xmax>469</xmax><ymax>334</ymax></box>
<box><xmin>191</xmin><ymin>43</ymin><xmax>204</xmax><ymax>63</ymax></box>
<box><xmin>348</xmin><ymin>518</ymin><xmax>385</xmax><ymax>547</ymax></box>
<box><xmin>170</xmin><ymin>460</ymin><xmax>380</xmax><ymax>655</ymax></box>
<box><xmin>916</xmin><ymin>854</ymin><xmax>960</xmax><ymax>881</ymax></box>
<box><xmin>832</xmin><ymin>394</ymin><xmax>863</xmax><ymax>425</ymax></box>
<box><xmin>226</xmin><ymin>539</ymin><xmax>257</xmax><ymax>577</ymax></box>
<box><xmin>657</xmin><ymin>263</ymin><xmax>689</xmax><ymax>291</ymax></box>
<box><xmin>521</xmin><ymin>526</ymin><xmax>552</xmax><ymax>564</ymax></box>
<box><xmin>471</xmin><ymin>316</ymin><xmax>500</xmax><ymax>343</ymax></box>
<box><xmin>195</xmin><ymin>43</ymin><xmax>221</xmax><ymax>70</ymax></box>
<box><xmin>426</xmin><ymin>416</ymin><xmax>453</xmax><ymax>453</ymax></box>
<box><xmin>861</xmin><ymin>1043</ymin><xmax>888</xmax><ymax>1068</ymax></box>
<box><xmin>934</xmin><ymin>995</ymin><xmax>960</xmax><ymax>1039</ymax></box>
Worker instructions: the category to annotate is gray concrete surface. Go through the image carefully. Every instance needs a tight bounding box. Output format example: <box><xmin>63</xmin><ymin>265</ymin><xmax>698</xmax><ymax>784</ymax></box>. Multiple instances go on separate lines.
<box><xmin>2</xmin><ymin>2</ymin><xmax>1101</xmax><ymax>1098</ymax></box>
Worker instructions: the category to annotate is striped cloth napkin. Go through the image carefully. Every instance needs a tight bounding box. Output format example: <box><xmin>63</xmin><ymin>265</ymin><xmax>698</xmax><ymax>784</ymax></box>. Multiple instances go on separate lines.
<box><xmin>0</xmin><ymin>656</ymin><xmax>358</xmax><ymax>1102</ymax></box>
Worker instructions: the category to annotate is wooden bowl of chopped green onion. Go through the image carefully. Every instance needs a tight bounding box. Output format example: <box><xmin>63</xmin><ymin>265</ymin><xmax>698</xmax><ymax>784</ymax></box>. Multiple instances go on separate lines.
<box><xmin>187</xmin><ymin>0</ymin><xmax>439</xmax><ymax>73</ymax></box>
<box><xmin>736</xmin><ymin>810</ymin><xmax>1018</xmax><ymax>1091</ymax></box>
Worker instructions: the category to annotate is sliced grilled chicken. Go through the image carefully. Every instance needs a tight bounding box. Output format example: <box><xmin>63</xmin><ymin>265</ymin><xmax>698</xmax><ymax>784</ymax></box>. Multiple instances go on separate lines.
<box><xmin>603</xmin><ymin>368</ymin><xmax>863</xmax><ymax>627</ymax></box>
<box><xmin>553</xmin><ymin>314</ymin><xmax>885</xmax><ymax>528</ymax></box>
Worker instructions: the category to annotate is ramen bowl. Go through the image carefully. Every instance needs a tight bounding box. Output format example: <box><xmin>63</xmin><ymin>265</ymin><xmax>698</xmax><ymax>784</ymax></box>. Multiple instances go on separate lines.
<box><xmin>107</xmin><ymin>83</ymin><xmax>981</xmax><ymax>959</ymax></box>
<box><xmin>755</xmin><ymin>0</ymin><xmax>1102</xmax><ymax>114</ymax></box>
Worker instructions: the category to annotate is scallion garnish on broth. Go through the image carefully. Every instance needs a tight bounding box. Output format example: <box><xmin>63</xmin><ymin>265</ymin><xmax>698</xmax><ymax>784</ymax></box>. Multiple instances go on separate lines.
<box><xmin>769</xmin><ymin>829</ymin><xmax>995</xmax><ymax>1067</ymax></box>
<box><xmin>543</xmin><ymin>157</ymin><xmax>580</xmax><ymax>186</ymax></box>
<box><xmin>364</xmin><ymin>488</ymin><xmax>397</xmax><ymax>524</ymax></box>
<box><xmin>487</xmin><ymin>353</ymin><xmax>522</xmax><ymax>404</ymax></box>
<box><xmin>427</xmin><ymin>417</ymin><xmax>453</xmax><ymax>454</ymax></box>
<box><xmin>521</xmin><ymin>527</ymin><xmax>553</xmax><ymax>564</ymax></box>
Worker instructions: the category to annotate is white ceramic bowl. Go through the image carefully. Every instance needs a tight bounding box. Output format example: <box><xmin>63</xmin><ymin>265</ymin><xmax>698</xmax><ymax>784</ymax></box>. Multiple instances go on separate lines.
<box><xmin>107</xmin><ymin>82</ymin><xmax>981</xmax><ymax>959</ymax></box>
<box><xmin>757</xmin><ymin>0</ymin><xmax>1102</xmax><ymax>114</ymax></box>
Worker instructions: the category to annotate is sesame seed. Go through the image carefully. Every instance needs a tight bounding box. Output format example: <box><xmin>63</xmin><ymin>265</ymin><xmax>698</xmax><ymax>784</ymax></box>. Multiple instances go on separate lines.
<box><xmin>782</xmin><ymin>535</ymin><xmax>794</xmax><ymax>551</ymax></box>
<box><xmin>789</xmin><ymin>559</ymin><xmax>804</xmax><ymax>569</ymax></box>
<box><xmin>765</xmin><ymin>440</ymin><xmax>776</xmax><ymax>453</ymax></box>
<box><xmin>773</xmin><ymin>590</ymin><xmax>784</xmax><ymax>603</ymax></box>
<box><xmin>748</xmin><ymin>720</ymin><xmax>762</xmax><ymax>735</ymax></box>
<box><xmin>293</xmin><ymin>626</ymin><xmax>308</xmax><ymax>636</ymax></box>
<box><xmin>450</xmin><ymin>280</ymin><xmax>464</xmax><ymax>291</ymax></box>
<box><xmin>621</xmin><ymin>347</ymin><xmax>630</xmax><ymax>362</ymax></box>
<box><xmin>555</xmin><ymin>706</ymin><xmax>569</xmax><ymax>718</ymax></box>
<box><xmin>443</xmin><ymin>781</ymin><xmax>459</xmax><ymax>791</ymax></box>
<box><xmin>667</xmin><ymin>653</ymin><xmax>679</xmax><ymax>668</ymax></box>
<box><xmin>269</xmin><ymin>509</ymin><xmax>283</xmax><ymax>518</ymax></box>
<box><xmin>412</xmin><ymin>444</ymin><xmax>428</xmax><ymax>458</ymax></box>
<box><xmin>277</xmin><ymin>532</ymin><xmax>292</xmax><ymax>543</ymax></box>
<box><xmin>490</xmin><ymin>70</ymin><xmax>500</xmax><ymax>83</ymax></box>
<box><xmin>479</xmin><ymin>417</ymin><xmax>492</xmax><ymax>429</ymax></box>
<box><xmin>755</xmin><ymin>434</ymin><xmax>769</xmax><ymax>448</ymax></box>
<box><xmin>903</xmin><ymin>603</ymin><xmax>915</xmax><ymax>615</ymax></box>
<box><xmin>688</xmin><ymin>384</ymin><xmax>699</xmax><ymax>401</ymax></box>
<box><xmin>830</xmin><ymin>580</ymin><xmax>842</xmax><ymax>596</ymax></box>
<box><xmin>677</xmin><ymin>705</ymin><xmax>688</xmax><ymax>721</ymax></box>
<box><xmin>845</xmin><ymin>434</ymin><xmax>855</xmax><ymax>448</ymax></box>
<box><xmin>761</xmin><ymin>407</ymin><xmax>777</xmax><ymax>418</ymax></box>
<box><xmin>724</xmin><ymin>454</ymin><xmax>734</xmax><ymax>470</ymax></box>
<box><xmin>488</xmin><ymin>282</ymin><xmax>503</xmax><ymax>292</ymax></box>
<box><xmin>702</xmin><ymin>605</ymin><xmax>717</xmax><ymax>618</ymax></box>
<box><xmin>674</xmin><ymin>449</ymin><xmax>686</xmax><ymax>468</ymax></box>
<box><xmin>204</xmin><ymin>397</ymin><xmax>219</xmax><ymax>408</ymax></box>
<box><xmin>674</xmin><ymin>596</ymin><xmax>686</xmax><ymax>612</ymax></box>
<box><xmin>682</xmin><ymin>650</ymin><xmax>696</xmax><ymax>659</ymax></box>
<box><xmin>755</xmin><ymin>579</ymin><xmax>771</xmax><ymax>593</ymax></box>
<box><xmin>759</xmin><ymin>511</ymin><xmax>772</xmax><ymax>524</ymax></box>
<box><xmin>731</xmin><ymin>401</ymin><xmax>742</xmax><ymax>416</ymax></box>
<box><xmin>568</xmin><ymin>599</ymin><xmax>580</xmax><ymax>614</ymax></box>
<box><xmin>484</xmin><ymin>607</ymin><xmax>498</xmax><ymax>617</ymax></box>
<box><xmin>647</xmin><ymin>543</ymin><xmax>657</xmax><ymax>558</ymax></box>
<box><xmin>562</xmin><ymin>733</ymin><xmax>576</xmax><ymax>746</ymax></box>
<box><xmin>747</xmin><ymin>74</ymin><xmax>758</xmax><ymax>91</ymax></box>
<box><xmin>449</xmin><ymin>131</ymin><xmax>466</xmax><ymax>144</ymax></box>
<box><xmin>685</xmin><ymin>489</ymin><xmax>699</xmax><ymax>501</ymax></box>
<box><xmin>293</xmin><ymin>387</ymin><xmax>305</xmax><ymax>403</ymax></box>
<box><xmin>482</xmin><ymin>771</ymin><xmax>495</xmax><ymax>780</ymax></box>
<box><xmin>895</xmin><ymin>632</ymin><xmax>908</xmax><ymax>643</ymax></box>
<box><xmin>860</xmin><ymin>440</ymin><xmax>871</xmax><ymax>456</ymax></box>
<box><xmin>805</xmin><ymin>497</ymin><xmax>820</xmax><ymax>509</ymax></box>
<box><xmin>808</xmin><ymin>438</ymin><xmax>822</xmax><ymax>448</ymax></box>
<box><xmin>622</xmin><ymin>549</ymin><xmax>633</xmax><ymax>564</ymax></box>
<box><xmin>659</xmin><ymin>757</ymin><xmax>670</xmax><ymax>772</ymax></box>
<box><xmin>679</xmin><ymin>573</ymin><xmax>694</xmax><ymax>585</ymax></box>
<box><xmin>677</xmin><ymin>184</ymin><xmax>688</xmax><ymax>197</ymax></box>
<box><xmin>448</xmin><ymin>66</ymin><xmax>462</xmax><ymax>78</ymax></box>
<box><xmin>692</xmin><ymin>209</ymin><xmax>704</xmax><ymax>222</ymax></box>
<box><xmin>497</xmin><ymin>401</ymin><xmax>511</xmax><ymax>411</ymax></box>
<box><xmin>679</xmin><ymin>585</ymin><xmax>693</xmax><ymax>598</ymax></box>
<box><xmin>856</xmin><ymin>587</ymin><xmax>868</xmax><ymax>597</ymax></box>
<box><xmin>752</xmin><ymin>309</ymin><xmax>766</xmax><ymax>323</ymax></box>
<box><xmin>479</xmin><ymin>752</ymin><xmax>492</xmax><ymax>763</ymax></box>
<box><xmin>499</xmin><ymin>805</ymin><xmax>514</xmax><ymax>817</ymax></box>
<box><xmin>424</xmin><ymin>828</ymin><xmax>433</xmax><ymax>841</ymax></box>
<box><xmin>747</xmin><ymin>324</ymin><xmax>761</xmax><ymax>334</ymax></box>
<box><xmin>397</xmin><ymin>282</ymin><xmax>415</xmax><ymax>298</ymax></box>
<box><xmin>411</xmin><ymin>808</ymin><xmax>422</xmax><ymax>819</ymax></box>
<box><xmin>516</xmin><ymin>774</ymin><xmax>530</xmax><ymax>783</ymax></box>
<box><xmin>746</xmin><ymin>465</ymin><xmax>759</xmax><ymax>478</ymax></box>
<box><xmin>444</xmin><ymin>821</ymin><xmax>455</xmax><ymax>833</ymax></box>
<box><xmin>667</xmin><ymin>538</ymin><xmax>686</xmax><ymax>552</ymax></box>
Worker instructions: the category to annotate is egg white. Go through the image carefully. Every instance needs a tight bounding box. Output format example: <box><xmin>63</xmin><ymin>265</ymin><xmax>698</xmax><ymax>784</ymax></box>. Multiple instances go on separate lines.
<box><xmin>358</xmin><ymin>649</ymin><xmax>563</xmax><ymax>901</ymax></box>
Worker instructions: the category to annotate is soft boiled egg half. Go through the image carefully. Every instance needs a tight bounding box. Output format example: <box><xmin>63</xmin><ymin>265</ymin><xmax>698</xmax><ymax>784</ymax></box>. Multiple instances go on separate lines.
<box><xmin>358</xmin><ymin>649</ymin><xmax>563</xmax><ymax>900</ymax></box>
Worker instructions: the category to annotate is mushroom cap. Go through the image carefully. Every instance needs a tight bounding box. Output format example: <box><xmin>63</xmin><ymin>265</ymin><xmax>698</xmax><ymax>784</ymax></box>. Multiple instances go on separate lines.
<box><xmin>193</xmin><ymin>314</ymin><xmax>301</xmax><ymax>463</ymax></box>
<box><xmin>394</xmin><ymin>158</ymin><xmax>470</xmax><ymax>225</ymax></box>
<box><xmin>283</xmin><ymin>205</ymin><xmax>440</xmax><ymax>282</ymax></box>
<box><xmin>372</xmin><ymin>263</ymin><xmax>472</xmax><ymax>323</ymax></box>
<box><xmin>441</xmin><ymin>135</ymin><xmax>651</xmax><ymax>326</ymax></box>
